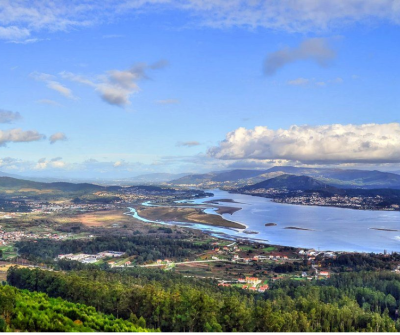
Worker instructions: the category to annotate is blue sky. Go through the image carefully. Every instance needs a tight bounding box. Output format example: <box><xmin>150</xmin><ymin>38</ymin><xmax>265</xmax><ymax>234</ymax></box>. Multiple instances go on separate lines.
<box><xmin>1</xmin><ymin>1</ymin><xmax>400</xmax><ymax>179</ymax></box>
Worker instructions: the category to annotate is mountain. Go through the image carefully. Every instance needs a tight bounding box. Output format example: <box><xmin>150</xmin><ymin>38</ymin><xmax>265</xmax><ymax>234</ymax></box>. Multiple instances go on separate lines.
<box><xmin>210</xmin><ymin>169</ymin><xmax>269</xmax><ymax>182</ymax></box>
<box><xmin>0</xmin><ymin>176</ymin><xmax>104</xmax><ymax>193</ymax></box>
<box><xmin>169</xmin><ymin>169</ymin><xmax>272</xmax><ymax>185</ymax></box>
<box><xmin>170</xmin><ymin>166</ymin><xmax>400</xmax><ymax>189</ymax></box>
<box><xmin>0</xmin><ymin>170</ymin><xmax>24</xmax><ymax>179</ymax></box>
<box><xmin>169</xmin><ymin>173</ymin><xmax>218</xmax><ymax>185</ymax></box>
<box><xmin>264</xmin><ymin>166</ymin><xmax>400</xmax><ymax>189</ymax></box>
<box><xmin>240</xmin><ymin>174</ymin><xmax>339</xmax><ymax>192</ymax></box>
<box><xmin>129</xmin><ymin>173</ymin><xmax>189</xmax><ymax>183</ymax></box>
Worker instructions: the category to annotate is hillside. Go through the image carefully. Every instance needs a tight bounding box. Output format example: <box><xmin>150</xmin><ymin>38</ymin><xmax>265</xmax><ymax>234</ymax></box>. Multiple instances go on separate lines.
<box><xmin>240</xmin><ymin>174</ymin><xmax>338</xmax><ymax>192</ymax></box>
<box><xmin>264</xmin><ymin>166</ymin><xmax>400</xmax><ymax>189</ymax></box>
<box><xmin>0</xmin><ymin>284</ymin><xmax>151</xmax><ymax>332</ymax></box>
<box><xmin>0</xmin><ymin>177</ymin><xmax>103</xmax><ymax>193</ymax></box>
<box><xmin>170</xmin><ymin>172</ymin><xmax>217</xmax><ymax>184</ymax></box>
<box><xmin>170</xmin><ymin>166</ymin><xmax>400</xmax><ymax>189</ymax></box>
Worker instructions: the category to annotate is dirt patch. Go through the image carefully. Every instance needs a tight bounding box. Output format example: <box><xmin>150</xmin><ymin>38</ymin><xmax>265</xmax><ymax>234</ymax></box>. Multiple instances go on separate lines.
<box><xmin>56</xmin><ymin>209</ymin><xmax>137</xmax><ymax>227</ymax></box>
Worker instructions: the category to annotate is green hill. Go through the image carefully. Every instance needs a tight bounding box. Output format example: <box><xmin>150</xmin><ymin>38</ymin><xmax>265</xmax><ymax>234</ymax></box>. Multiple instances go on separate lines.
<box><xmin>241</xmin><ymin>174</ymin><xmax>339</xmax><ymax>192</ymax></box>
<box><xmin>0</xmin><ymin>284</ymin><xmax>152</xmax><ymax>332</ymax></box>
<box><xmin>0</xmin><ymin>177</ymin><xmax>103</xmax><ymax>193</ymax></box>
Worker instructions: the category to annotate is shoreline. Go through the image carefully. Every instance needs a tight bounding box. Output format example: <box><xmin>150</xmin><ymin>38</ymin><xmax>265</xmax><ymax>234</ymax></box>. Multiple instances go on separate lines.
<box><xmin>134</xmin><ymin>205</ymin><xmax>247</xmax><ymax>230</ymax></box>
<box><xmin>233</xmin><ymin>191</ymin><xmax>400</xmax><ymax>213</ymax></box>
<box><xmin>126</xmin><ymin>190</ymin><xmax>400</xmax><ymax>253</ymax></box>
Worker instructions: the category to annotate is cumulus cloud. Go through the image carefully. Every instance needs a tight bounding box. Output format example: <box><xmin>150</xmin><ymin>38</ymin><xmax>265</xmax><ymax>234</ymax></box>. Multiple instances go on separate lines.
<box><xmin>49</xmin><ymin>132</ymin><xmax>67</xmax><ymax>144</ymax></box>
<box><xmin>31</xmin><ymin>72</ymin><xmax>76</xmax><ymax>99</ymax></box>
<box><xmin>0</xmin><ymin>128</ymin><xmax>45</xmax><ymax>146</ymax></box>
<box><xmin>60</xmin><ymin>61</ymin><xmax>168</xmax><ymax>107</ymax></box>
<box><xmin>177</xmin><ymin>141</ymin><xmax>201</xmax><ymax>147</ymax></box>
<box><xmin>0</xmin><ymin>109</ymin><xmax>22</xmax><ymax>123</ymax></box>
<box><xmin>1</xmin><ymin>1</ymin><xmax>399</xmax><ymax>42</ymax></box>
<box><xmin>208</xmin><ymin>123</ymin><xmax>400</xmax><ymax>164</ymax></box>
<box><xmin>35</xmin><ymin>157</ymin><xmax>67</xmax><ymax>170</ymax></box>
<box><xmin>264</xmin><ymin>38</ymin><xmax>336</xmax><ymax>75</ymax></box>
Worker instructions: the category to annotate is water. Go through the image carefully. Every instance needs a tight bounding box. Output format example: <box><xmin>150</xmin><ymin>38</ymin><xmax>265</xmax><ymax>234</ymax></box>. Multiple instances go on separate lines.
<box><xmin>128</xmin><ymin>189</ymin><xmax>400</xmax><ymax>253</ymax></box>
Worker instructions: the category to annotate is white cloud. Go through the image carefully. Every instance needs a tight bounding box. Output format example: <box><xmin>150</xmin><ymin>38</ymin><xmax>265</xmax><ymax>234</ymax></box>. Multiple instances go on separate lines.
<box><xmin>0</xmin><ymin>128</ymin><xmax>45</xmax><ymax>146</ymax></box>
<box><xmin>181</xmin><ymin>0</ymin><xmax>400</xmax><ymax>31</ymax></box>
<box><xmin>31</xmin><ymin>72</ymin><xmax>76</xmax><ymax>99</ymax></box>
<box><xmin>208</xmin><ymin>123</ymin><xmax>400</xmax><ymax>163</ymax></box>
<box><xmin>34</xmin><ymin>157</ymin><xmax>67</xmax><ymax>170</ymax></box>
<box><xmin>264</xmin><ymin>38</ymin><xmax>336</xmax><ymax>75</ymax></box>
<box><xmin>61</xmin><ymin>61</ymin><xmax>168</xmax><ymax>107</ymax></box>
<box><xmin>0</xmin><ymin>25</ymin><xmax>29</xmax><ymax>40</ymax></box>
<box><xmin>1</xmin><ymin>1</ymin><xmax>400</xmax><ymax>42</ymax></box>
<box><xmin>46</xmin><ymin>81</ymin><xmax>74</xmax><ymax>99</ymax></box>
<box><xmin>49</xmin><ymin>132</ymin><xmax>67</xmax><ymax>144</ymax></box>
<box><xmin>0</xmin><ymin>109</ymin><xmax>22</xmax><ymax>123</ymax></box>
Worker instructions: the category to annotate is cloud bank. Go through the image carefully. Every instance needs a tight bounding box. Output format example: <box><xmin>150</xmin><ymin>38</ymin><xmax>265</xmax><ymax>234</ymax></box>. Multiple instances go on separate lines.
<box><xmin>1</xmin><ymin>1</ymin><xmax>400</xmax><ymax>41</ymax></box>
<box><xmin>208</xmin><ymin>123</ymin><xmax>400</xmax><ymax>164</ymax></box>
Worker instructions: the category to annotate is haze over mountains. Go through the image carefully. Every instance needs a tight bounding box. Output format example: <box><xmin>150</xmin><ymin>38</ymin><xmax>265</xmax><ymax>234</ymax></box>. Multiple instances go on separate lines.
<box><xmin>240</xmin><ymin>174</ymin><xmax>338</xmax><ymax>192</ymax></box>
<box><xmin>1</xmin><ymin>166</ymin><xmax>400</xmax><ymax>190</ymax></box>
<box><xmin>168</xmin><ymin>166</ymin><xmax>400</xmax><ymax>189</ymax></box>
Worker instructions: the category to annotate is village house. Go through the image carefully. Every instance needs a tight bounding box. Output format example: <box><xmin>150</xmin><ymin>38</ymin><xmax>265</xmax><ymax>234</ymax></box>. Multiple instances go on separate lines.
<box><xmin>319</xmin><ymin>271</ymin><xmax>330</xmax><ymax>278</ymax></box>
<box><xmin>258</xmin><ymin>285</ymin><xmax>269</xmax><ymax>292</ymax></box>
<box><xmin>245</xmin><ymin>277</ymin><xmax>261</xmax><ymax>286</ymax></box>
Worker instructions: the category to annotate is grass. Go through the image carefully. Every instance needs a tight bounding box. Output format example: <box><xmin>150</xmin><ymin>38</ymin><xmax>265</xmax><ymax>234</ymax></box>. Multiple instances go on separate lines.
<box><xmin>0</xmin><ymin>245</ymin><xmax>18</xmax><ymax>259</ymax></box>
<box><xmin>262</xmin><ymin>246</ymin><xmax>276</xmax><ymax>252</ymax></box>
<box><xmin>239</xmin><ymin>246</ymin><xmax>254</xmax><ymax>251</ymax></box>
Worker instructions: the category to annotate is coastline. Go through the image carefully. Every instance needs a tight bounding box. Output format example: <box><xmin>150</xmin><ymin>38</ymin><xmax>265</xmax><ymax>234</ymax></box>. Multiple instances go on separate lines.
<box><xmin>232</xmin><ymin>191</ymin><xmax>400</xmax><ymax>213</ymax></box>
<box><xmin>125</xmin><ymin>189</ymin><xmax>400</xmax><ymax>253</ymax></box>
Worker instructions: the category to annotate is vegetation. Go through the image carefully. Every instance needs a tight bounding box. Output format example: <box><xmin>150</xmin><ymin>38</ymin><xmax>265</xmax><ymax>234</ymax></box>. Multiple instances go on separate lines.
<box><xmin>7</xmin><ymin>266</ymin><xmax>400</xmax><ymax>332</ymax></box>
<box><xmin>0</xmin><ymin>284</ymin><xmax>153</xmax><ymax>332</ymax></box>
<box><xmin>15</xmin><ymin>235</ymin><xmax>211</xmax><ymax>264</ymax></box>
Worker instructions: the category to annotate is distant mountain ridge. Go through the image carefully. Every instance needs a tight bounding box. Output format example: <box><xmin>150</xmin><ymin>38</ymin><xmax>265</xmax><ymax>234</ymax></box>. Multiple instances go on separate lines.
<box><xmin>0</xmin><ymin>176</ymin><xmax>180</xmax><ymax>194</ymax></box>
<box><xmin>240</xmin><ymin>174</ymin><xmax>339</xmax><ymax>192</ymax></box>
<box><xmin>0</xmin><ymin>176</ymin><xmax>104</xmax><ymax>192</ymax></box>
<box><xmin>169</xmin><ymin>166</ymin><xmax>400</xmax><ymax>189</ymax></box>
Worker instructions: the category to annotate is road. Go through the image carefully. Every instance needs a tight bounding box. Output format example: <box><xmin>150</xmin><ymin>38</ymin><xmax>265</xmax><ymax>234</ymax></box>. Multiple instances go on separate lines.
<box><xmin>135</xmin><ymin>259</ymin><xmax>232</xmax><ymax>267</ymax></box>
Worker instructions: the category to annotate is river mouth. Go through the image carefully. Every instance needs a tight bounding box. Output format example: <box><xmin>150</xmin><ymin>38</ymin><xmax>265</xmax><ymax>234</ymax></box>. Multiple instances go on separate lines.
<box><xmin>126</xmin><ymin>188</ymin><xmax>400</xmax><ymax>253</ymax></box>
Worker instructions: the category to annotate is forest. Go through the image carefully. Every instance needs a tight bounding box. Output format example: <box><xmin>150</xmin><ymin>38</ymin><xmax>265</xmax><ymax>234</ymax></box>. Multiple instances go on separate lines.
<box><xmin>0</xmin><ymin>284</ymin><xmax>153</xmax><ymax>332</ymax></box>
<box><xmin>7</xmin><ymin>266</ymin><xmax>400</xmax><ymax>332</ymax></box>
<box><xmin>15</xmin><ymin>235</ymin><xmax>210</xmax><ymax>264</ymax></box>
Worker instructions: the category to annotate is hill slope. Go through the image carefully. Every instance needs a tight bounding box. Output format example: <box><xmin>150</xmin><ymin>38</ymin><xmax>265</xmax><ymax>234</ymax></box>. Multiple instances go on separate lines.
<box><xmin>264</xmin><ymin>166</ymin><xmax>400</xmax><ymax>189</ymax></box>
<box><xmin>0</xmin><ymin>176</ymin><xmax>103</xmax><ymax>192</ymax></box>
<box><xmin>241</xmin><ymin>174</ymin><xmax>339</xmax><ymax>192</ymax></box>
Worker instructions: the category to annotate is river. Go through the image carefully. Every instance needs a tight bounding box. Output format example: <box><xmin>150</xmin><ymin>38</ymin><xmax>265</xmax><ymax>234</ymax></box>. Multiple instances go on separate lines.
<box><xmin>128</xmin><ymin>189</ymin><xmax>400</xmax><ymax>253</ymax></box>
